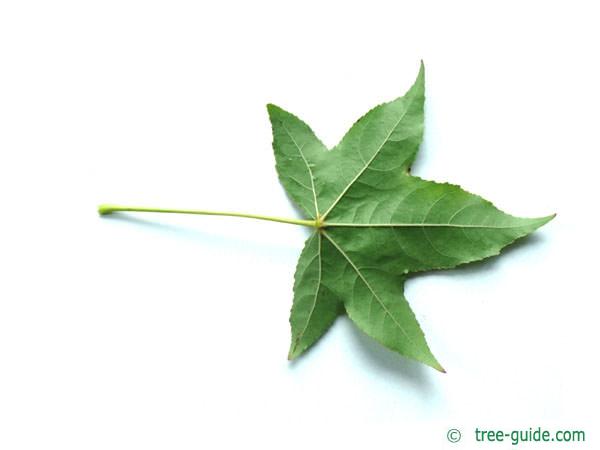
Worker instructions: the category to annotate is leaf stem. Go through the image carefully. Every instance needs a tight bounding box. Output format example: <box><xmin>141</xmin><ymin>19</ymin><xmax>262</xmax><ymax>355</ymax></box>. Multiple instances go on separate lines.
<box><xmin>97</xmin><ymin>204</ymin><xmax>318</xmax><ymax>228</ymax></box>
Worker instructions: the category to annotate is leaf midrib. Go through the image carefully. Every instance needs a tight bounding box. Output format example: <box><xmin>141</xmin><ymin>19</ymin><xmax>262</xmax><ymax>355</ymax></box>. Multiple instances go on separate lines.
<box><xmin>281</xmin><ymin>122</ymin><xmax>320</xmax><ymax>218</ymax></box>
<box><xmin>323</xmin><ymin>223</ymin><xmax>535</xmax><ymax>229</ymax></box>
<box><xmin>291</xmin><ymin>232</ymin><xmax>323</xmax><ymax>354</ymax></box>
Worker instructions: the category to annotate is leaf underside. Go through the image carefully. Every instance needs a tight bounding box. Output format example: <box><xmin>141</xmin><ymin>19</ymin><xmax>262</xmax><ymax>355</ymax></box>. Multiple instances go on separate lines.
<box><xmin>269</xmin><ymin>62</ymin><xmax>553</xmax><ymax>370</ymax></box>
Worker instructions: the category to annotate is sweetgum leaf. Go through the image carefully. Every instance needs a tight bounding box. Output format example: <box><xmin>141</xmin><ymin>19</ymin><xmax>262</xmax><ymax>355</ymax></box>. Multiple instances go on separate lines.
<box><xmin>270</xmin><ymin>62</ymin><xmax>553</xmax><ymax>370</ymax></box>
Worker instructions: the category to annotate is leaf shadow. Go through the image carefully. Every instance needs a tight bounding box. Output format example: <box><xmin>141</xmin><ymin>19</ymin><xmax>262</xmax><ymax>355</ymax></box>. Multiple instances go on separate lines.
<box><xmin>100</xmin><ymin>213</ymin><xmax>300</xmax><ymax>264</ymax></box>
<box><xmin>411</xmin><ymin>233</ymin><xmax>547</xmax><ymax>281</ymax></box>
<box><xmin>286</xmin><ymin>318</ymin><xmax>437</xmax><ymax>394</ymax></box>
<box><xmin>345</xmin><ymin>318</ymin><xmax>437</xmax><ymax>394</ymax></box>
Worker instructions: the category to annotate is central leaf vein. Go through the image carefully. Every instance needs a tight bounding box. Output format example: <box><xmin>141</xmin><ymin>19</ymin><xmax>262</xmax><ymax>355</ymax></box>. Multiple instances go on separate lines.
<box><xmin>281</xmin><ymin>123</ymin><xmax>319</xmax><ymax>218</ymax></box>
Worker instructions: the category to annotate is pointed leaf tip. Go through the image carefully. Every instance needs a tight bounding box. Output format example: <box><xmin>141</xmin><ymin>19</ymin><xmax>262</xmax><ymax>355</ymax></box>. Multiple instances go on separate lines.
<box><xmin>266</xmin><ymin>103</ymin><xmax>277</xmax><ymax>114</ymax></box>
<box><xmin>423</xmin><ymin>355</ymin><xmax>445</xmax><ymax>373</ymax></box>
<box><xmin>417</xmin><ymin>60</ymin><xmax>425</xmax><ymax>82</ymax></box>
<box><xmin>287</xmin><ymin>342</ymin><xmax>299</xmax><ymax>360</ymax></box>
<box><xmin>527</xmin><ymin>213</ymin><xmax>556</xmax><ymax>231</ymax></box>
<box><xmin>542</xmin><ymin>213</ymin><xmax>556</xmax><ymax>225</ymax></box>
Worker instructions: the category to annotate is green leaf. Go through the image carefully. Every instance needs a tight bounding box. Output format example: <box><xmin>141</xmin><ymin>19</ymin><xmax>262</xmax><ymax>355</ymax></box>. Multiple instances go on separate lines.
<box><xmin>288</xmin><ymin>232</ymin><xmax>344</xmax><ymax>360</ymax></box>
<box><xmin>271</xmin><ymin>63</ymin><xmax>553</xmax><ymax>370</ymax></box>
<box><xmin>99</xmin><ymin>62</ymin><xmax>553</xmax><ymax>372</ymax></box>
<box><xmin>267</xmin><ymin>104</ymin><xmax>326</xmax><ymax>219</ymax></box>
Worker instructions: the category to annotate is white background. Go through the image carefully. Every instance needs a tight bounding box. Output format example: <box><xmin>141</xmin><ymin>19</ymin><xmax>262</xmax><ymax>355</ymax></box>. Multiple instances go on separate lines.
<box><xmin>1</xmin><ymin>1</ymin><xmax>598</xmax><ymax>449</ymax></box>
